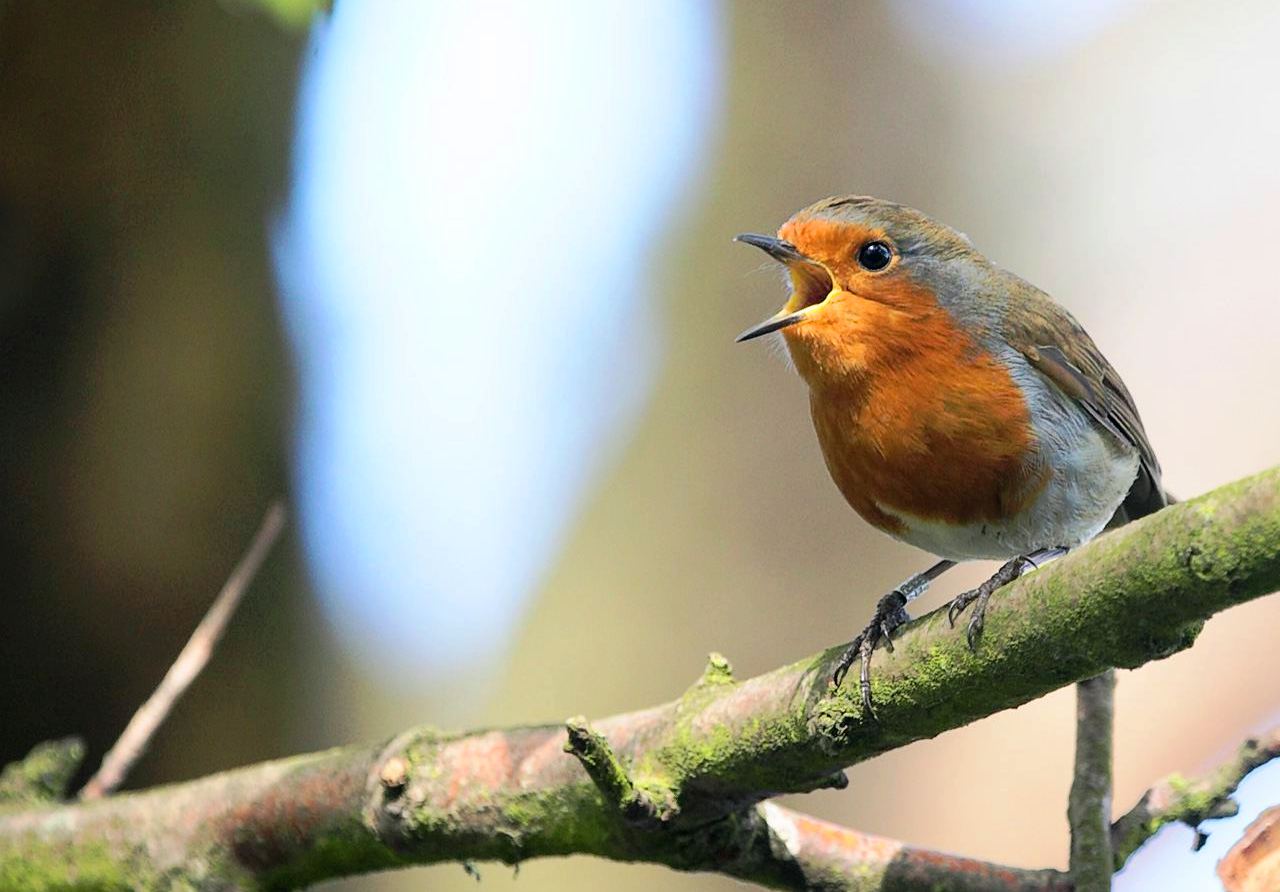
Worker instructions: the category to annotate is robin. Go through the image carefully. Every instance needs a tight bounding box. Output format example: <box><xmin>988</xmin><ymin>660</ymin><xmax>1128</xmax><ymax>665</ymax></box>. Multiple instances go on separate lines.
<box><xmin>735</xmin><ymin>195</ymin><xmax>1168</xmax><ymax>712</ymax></box>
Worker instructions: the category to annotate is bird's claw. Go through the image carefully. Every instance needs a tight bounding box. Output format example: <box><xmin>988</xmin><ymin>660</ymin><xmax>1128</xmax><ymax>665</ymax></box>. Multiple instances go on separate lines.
<box><xmin>946</xmin><ymin>591</ymin><xmax>974</xmax><ymax>628</ymax></box>
<box><xmin>832</xmin><ymin>590</ymin><xmax>910</xmax><ymax>714</ymax></box>
<box><xmin>965</xmin><ymin>605</ymin><xmax>986</xmax><ymax>650</ymax></box>
<box><xmin>948</xmin><ymin>556</ymin><xmax>1033</xmax><ymax>650</ymax></box>
<box><xmin>831</xmin><ymin>637</ymin><xmax>859</xmax><ymax>691</ymax></box>
<box><xmin>878</xmin><ymin>615</ymin><xmax>897</xmax><ymax>653</ymax></box>
<box><xmin>946</xmin><ymin>587</ymin><xmax>992</xmax><ymax>651</ymax></box>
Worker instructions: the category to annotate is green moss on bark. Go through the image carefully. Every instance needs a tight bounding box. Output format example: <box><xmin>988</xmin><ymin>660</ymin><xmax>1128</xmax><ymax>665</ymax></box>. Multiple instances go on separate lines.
<box><xmin>0</xmin><ymin>740</ymin><xmax>85</xmax><ymax>808</ymax></box>
<box><xmin>0</xmin><ymin>837</ymin><xmax>141</xmax><ymax>891</ymax></box>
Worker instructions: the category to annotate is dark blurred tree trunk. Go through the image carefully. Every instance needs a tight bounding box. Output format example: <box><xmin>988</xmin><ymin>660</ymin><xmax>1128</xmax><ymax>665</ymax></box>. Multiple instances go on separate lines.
<box><xmin>0</xmin><ymin>2</ymin><xmax>304</xmax><ymax>788</ymax></box>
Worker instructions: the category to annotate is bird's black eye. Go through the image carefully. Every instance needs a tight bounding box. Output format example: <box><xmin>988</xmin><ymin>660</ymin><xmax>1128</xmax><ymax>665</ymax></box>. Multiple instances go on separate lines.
<box><xmin>857</xmin><ymin>241</ymin><xmax>893</xmax><ymax>272</ymax></box>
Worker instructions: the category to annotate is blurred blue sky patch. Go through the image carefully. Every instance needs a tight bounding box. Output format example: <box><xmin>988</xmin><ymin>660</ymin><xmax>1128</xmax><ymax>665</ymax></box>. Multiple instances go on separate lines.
<box><xmin>891</xmin><ymin>0</ymin><xmax>1150</xmax><ymax>65</ymax></box>
<box><xmin>274</xmin><ymin>0</ymin><xmax>721</xmax><ymax>678</ymax></box>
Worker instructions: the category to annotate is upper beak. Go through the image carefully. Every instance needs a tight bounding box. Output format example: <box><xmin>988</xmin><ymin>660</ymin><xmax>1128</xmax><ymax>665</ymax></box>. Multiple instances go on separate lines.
<box><xmin>733</xmin><ymin>233</ymin><xmax>829</xmax><ymax>342</ymax></box>
<box><xmin>733</xmin><ymin>233</ymin><xmax>809</xmax><ymax>265</ymax></box>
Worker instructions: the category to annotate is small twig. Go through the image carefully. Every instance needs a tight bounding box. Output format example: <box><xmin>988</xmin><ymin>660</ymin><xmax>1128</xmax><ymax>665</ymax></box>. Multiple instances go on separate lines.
<box><xmin>78</xmin><ymin>502</ymin><xmax>286</xmax><ymax>800</ymax></box>
<box><xmin>1068</xmin><ymin>670</ymin><xmax>1115</xmax><ymax>890</ymax></box>
<box><xmin>1111</xmin><ymin>726</ymin><xmax>1280</xmax><ymax>868</ymax></box>
<box><xmin>563</xmin><ymin>716</ymin><xmax>668</xmax><ymax>826</ymax></box>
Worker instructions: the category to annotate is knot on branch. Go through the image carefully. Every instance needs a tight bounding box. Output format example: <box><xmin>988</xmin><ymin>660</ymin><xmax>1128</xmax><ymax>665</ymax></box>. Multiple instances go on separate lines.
<box><xmin>0</xmin><ymin>738</ymin><xmax>85</xmax><ymax>807</ymax></box>
<box><xmin>378</xmin><ymin>756</ymin><xmax>409</xmax><ymax>795</ymax></box>
<box><xmin>677</xmin><ymin>653</ymin><xmax>737</xmax><ymax>710</ymax></box>
<box><xmin>563</xmin><ymin>717</ymin><xmax>673</xmax><ymax>828</ymax></box>
<box><xmin>694</xmin><ymin>652</ymin><xmax>734</xmax><ymax>689</ymax></box>
<box><xmin>367</xmin><ymin>725</ymin><xmax>450</xmax><ymax>849</ymax></box>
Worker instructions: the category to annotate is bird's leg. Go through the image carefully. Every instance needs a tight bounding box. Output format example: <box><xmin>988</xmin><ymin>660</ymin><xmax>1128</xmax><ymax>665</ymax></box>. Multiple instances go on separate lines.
<box><xmin>832</xmin><ymin>559</ymin><xmax>957</xmax><ymax>712</ymax></box>
<box><xmin>947</xmin><ymin>546</ymin><xmax>1068</xmax><ymax>649</ymax></box>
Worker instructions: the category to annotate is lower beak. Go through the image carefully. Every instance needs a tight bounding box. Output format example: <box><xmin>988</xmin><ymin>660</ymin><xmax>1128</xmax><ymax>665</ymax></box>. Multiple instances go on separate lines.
<box><xmin>736</xmin><ymin>309</ymin><xmax>807</xmax><ymax>342</ymax></box>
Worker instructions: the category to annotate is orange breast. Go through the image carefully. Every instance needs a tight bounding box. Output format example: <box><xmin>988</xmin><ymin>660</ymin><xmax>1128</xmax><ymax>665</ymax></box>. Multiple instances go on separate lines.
<box><xmin>798</xmin><ymin>299</ymin><xmax>1047</xmax><ymax>535</ymax></box>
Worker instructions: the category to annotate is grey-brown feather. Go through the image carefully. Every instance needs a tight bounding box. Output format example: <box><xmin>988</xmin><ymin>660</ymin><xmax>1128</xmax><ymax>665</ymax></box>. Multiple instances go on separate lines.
<box><xmin>1000</xmin><ymin>286</ymin><xmax>1166</xmax><ymax>525</ymax></box>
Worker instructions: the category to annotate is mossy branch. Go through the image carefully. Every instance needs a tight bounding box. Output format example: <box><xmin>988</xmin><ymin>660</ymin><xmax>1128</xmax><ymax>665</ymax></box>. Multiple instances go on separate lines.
<box><xmin>0</xmin><ymin>466</ymin><xmax>1278</xmax><ymax>889</ymax></box>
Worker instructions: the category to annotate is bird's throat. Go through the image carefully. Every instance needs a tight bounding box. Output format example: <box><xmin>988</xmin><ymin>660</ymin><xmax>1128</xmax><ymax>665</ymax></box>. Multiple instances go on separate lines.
<box><xmin>784</xmin><ymin>265</ymin><xmax>834</xmax><ymax>314</ymax></box>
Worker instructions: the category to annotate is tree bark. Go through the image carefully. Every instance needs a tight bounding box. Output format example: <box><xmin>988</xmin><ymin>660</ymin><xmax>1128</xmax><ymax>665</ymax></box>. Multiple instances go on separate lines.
<box><xmin>1068</xmin><ymin>671</ymin><xmax>1114</xmax><ymax>890</ymax></box>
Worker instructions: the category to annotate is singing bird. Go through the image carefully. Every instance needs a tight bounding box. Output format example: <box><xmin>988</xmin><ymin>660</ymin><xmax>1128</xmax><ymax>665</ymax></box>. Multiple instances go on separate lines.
<box><xmin>736</xmin><ymin>196</ymin><xmax>1168</xmax><ymax>711</ymax></box>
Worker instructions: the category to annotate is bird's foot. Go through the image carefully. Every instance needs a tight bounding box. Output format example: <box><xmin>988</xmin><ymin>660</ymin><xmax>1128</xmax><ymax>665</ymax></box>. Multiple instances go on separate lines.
<box><xmin>831</xmin><ymin>561</ymin><xmax>956</xmax><ymax>714</ymax></box>
<box><xmin>946</xmin><ymin>555</ymin><xmax>1034</xmax><ymax>650</ymax></box>
<box><xmin>832</xmin><ymin>589</ymin><xmax>910</xmax><ymax>715</ymax></box>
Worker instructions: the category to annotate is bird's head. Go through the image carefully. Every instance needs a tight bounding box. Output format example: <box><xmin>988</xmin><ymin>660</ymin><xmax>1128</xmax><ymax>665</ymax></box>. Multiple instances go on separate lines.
<box><xmin>736</xmin><ymin>196</ymin><xmax>984</xmax><ymax>386</ymax></box>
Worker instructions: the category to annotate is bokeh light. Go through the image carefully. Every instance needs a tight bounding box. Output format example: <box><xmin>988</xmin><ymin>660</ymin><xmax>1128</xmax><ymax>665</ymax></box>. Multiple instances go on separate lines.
<box><xmin>276</xmin><ymin>0</ymin><xmax>721</xmax><ymax>677</ymax></box>
<box><xmin>891</xmin><ymin>0</ymin><xmax>1150</xmax><ymax>64</ymax></box>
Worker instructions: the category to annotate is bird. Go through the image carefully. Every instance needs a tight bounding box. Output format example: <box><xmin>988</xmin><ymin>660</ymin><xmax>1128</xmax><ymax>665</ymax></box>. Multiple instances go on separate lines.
<box><xmin>735</xmin><ymin>195</ymin><xmax>1168</xmax><ymax>713</ymax></box>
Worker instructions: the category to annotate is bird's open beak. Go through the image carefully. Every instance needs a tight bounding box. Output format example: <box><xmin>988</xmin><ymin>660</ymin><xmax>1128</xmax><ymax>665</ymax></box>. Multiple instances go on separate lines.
<box><xmin>734</xmin><ymin>233</ymin><xmax>834</xmax><ymax>342</ymax></box>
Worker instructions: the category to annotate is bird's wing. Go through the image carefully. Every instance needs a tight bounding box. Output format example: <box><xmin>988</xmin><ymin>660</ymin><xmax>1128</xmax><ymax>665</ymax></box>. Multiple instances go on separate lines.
<box><xmin>1000</xmin><ymin>284</ymin><xmax>1166</xmax><ymax>521</ymax></box>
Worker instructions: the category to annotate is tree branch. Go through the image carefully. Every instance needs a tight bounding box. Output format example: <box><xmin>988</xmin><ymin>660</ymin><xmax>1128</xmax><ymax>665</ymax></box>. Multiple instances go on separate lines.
<box><xmin>0</xmin><ymin>466</ymin><xmax>1277</xmax><ymax>889</ymax></box>
<box><xmin>1111</xmin><ymin>726</ymin><xmax>1280</xmax><ymax>868</ymax></box>
<box><xmin>0</xmin><ymin>727</ymin><xmax>1068</xmax><ymax>892</ymax></box>
<box><xmin>1068</xmin><ymin>671</ymin><xmax>1114</xmax><ymax>890</ymax></box>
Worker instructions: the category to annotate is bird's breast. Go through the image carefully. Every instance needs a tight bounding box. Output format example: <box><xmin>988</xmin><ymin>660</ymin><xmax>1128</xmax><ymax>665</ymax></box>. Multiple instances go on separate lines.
<box><xmin>809</xmin><ymin>345</ymin><xmax>1139</xmax><ymax>560</ymax></box>
<box><xmin>809</xmin><ymin>342</ymin><xmax>1050</xmax><ymax>550</ymax></box>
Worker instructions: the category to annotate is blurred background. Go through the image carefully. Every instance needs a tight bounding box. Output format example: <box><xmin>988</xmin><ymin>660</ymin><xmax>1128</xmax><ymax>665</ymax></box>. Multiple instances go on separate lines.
<box><xmin>2</xmin><ymin>1</ymin><xmax>1279</xmax><ymax>889</ymax></box>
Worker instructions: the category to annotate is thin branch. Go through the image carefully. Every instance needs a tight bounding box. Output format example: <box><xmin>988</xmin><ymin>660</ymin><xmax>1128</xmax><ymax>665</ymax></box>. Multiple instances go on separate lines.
<box><xmin>78</xmin><ymin>502</ymin><xmax>286</xmax><ymax>801</ymax></box>
<box><xmin>0</xmin><ymin>466</ymin><xmax>1277</xmax><ymax>889</ymax></box>
<box><xmin>1068</xmin><ymin>671</ymin><xmax>1114</xmax><ymax>890</ymax></box>
<box><xmin>1111</xmin><ymin>726</ymin><xmax>1280</xmax><ymax>868</ymax></box>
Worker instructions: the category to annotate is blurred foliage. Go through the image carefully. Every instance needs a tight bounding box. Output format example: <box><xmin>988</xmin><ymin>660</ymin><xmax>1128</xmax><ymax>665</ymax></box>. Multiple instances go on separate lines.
<box><xmin>0</xmin><ymin>1</ymin><xmax>305</xmax><ymax>790</ymax></box>
<box><xmin>229</xmin><ymin>0</ymin><xmax>331</xmax><ymax>31</ymax></box>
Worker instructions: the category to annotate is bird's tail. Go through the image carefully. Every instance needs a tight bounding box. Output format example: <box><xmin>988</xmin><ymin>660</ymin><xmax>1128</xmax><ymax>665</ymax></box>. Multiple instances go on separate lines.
<box><xmin>1107</xmin><ymin>484</ymin><xmax>1175</xmax><ymax>529</ymax></box>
